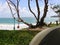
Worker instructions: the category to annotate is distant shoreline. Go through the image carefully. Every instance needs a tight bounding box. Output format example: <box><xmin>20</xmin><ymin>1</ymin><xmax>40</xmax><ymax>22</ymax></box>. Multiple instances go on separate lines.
<box><xmin>0</xmin><ymin>22</ymin><xmax>60</xmax><ymax>30</ymax></box>
<box><xmin>0</xmin><ymin>24</ymin><xmax>28</xmax><ymax>30</ymax></box>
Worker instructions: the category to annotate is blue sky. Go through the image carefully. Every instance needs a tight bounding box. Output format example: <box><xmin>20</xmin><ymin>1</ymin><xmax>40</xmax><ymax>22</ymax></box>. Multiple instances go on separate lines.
<box><xmin>0</xmin><ymin>0</ymin><xmax>60</xmax><ymax>18</ymax></box>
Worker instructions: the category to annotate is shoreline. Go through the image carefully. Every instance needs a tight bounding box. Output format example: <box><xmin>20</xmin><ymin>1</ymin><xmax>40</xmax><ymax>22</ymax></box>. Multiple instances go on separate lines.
<box><xmin>0</xmin><ymin>22</ymin><xmax>59</xmax><ymax>30</ymax></box>
<box><xmin>0</xmin><ymin>24</ymin><xmax>28</xmax><ymax>30</ymax></box>
<box><xmin>0</xmin><ymin>23</ymin><xmax>49</xmax><ymax>31</ymax></box>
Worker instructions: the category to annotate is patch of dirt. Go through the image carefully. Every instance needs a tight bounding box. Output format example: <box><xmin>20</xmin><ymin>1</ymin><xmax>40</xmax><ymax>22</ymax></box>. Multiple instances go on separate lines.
<box><xmin>27</xmin><ymin>27</ymin><xmax>49</xmax><ymax>31</ymax></box>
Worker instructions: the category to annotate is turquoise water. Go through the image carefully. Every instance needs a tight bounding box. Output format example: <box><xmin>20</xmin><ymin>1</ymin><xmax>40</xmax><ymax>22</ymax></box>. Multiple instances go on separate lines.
<box><xmin>0</xmin><ymin>17</ymin><xmax>36</xmax><ymax>24</ymax></box>
<box><xmin>0</xmin><ymin>17</ymin><xmax>59</xmax><ymax>24</ymax></box>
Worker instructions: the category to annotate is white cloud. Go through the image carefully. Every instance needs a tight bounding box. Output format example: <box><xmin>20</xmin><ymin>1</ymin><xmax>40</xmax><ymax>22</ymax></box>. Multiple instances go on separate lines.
<box><xmin>0</xmin><ymin>2</ymin><xmax>35</xmax><ymax>18</ymax></box>
<box><xmin>0</xmin><ymin>2</ymin><xmax>12</xmax><ymax>18</ymax></box>
<box><xmin>0</xmin><ymin>1</ymin><xmax>57</xmax><ymax>18</ymax></box>
<box><xmin>47</xmin><ymin>6</ymin><xmax>57</xmax><ymax>17</ymax></box>
<box><xmin>19</xmin><ymin>7</ymin><xmax>35</xmax><ymax>17</ymax></box>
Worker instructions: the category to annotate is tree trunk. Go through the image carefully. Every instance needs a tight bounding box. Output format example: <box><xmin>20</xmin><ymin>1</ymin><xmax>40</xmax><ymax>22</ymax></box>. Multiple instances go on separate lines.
<box><xmin>28</xmin><ymin>0</ymin><xmax>37</xmax><ymax>20</ymax></box>
<box><xmin>39</xmin><ymin>0</ymin><xmax>48</xmax><ymax>27</ymax></box>
<box><xmin>7</xmin><ymin>0</ymin><xmax>49</xmax><ymax>29</ymax></box>
<box><xmin>36</xmin><ymin>0</ymin><xmax>40</xmax><ymax>26</ymax></box>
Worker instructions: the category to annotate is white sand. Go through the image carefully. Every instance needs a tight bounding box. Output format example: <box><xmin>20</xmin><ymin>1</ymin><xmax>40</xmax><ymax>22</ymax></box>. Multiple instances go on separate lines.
<box><xmin>0</xmin><ymin>24</ymin><xmax>28</xmax><ymax>30</ymax></box>
<box><xmin>0</xmin><ymin>22</ymin><xmax>58</xmax><ymax>30</ymax></box>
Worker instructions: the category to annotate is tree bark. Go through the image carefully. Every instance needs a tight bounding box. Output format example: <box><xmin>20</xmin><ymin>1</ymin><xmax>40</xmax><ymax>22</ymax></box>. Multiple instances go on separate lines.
<box><xmin>36</xmin><ymin>0</ymin><xmax>40</xmax><ymax>26</ymax></box>
<box><xmin>28</xmin><ymin>0</ymin><xmax>38</xmax><ymax>20</ymax></box>
<box><xmin>39</xmin><ymin>0</ymin><xmax>48</xmax><ymax>27</ymax></box>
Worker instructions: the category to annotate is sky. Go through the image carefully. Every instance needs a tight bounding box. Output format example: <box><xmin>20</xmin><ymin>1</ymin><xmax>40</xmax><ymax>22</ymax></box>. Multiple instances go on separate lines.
<box><xmin>0</xmin><ymin>0</ymin><xmax>60</xmax><ymax>18</ymax></box>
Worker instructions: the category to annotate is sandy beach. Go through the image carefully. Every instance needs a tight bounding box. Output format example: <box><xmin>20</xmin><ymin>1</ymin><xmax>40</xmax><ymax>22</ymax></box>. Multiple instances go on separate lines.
<box><xmin>0</xmin><ymin>24</ymin><xmax>28</xmax><ymax>30</ymax></box>
<box><xmin>0</xmin><ymin>22</ymin><xmax>58</xmax><ymax>30</ymax></box>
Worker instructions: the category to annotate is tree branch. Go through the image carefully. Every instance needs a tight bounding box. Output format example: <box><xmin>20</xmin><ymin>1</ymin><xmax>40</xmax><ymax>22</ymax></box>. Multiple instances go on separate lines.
<box><xmin>8</xmin><ymin>0</ymin><xmax>17</xmax><ymax>9</ymax></box>
<box><xmin>28</xmin><ymin>0</ymin><xmax>38</xmax><ymax>20</ymax></box>
<box><xmin>40</xmin><ymin>0</ymin><xmax>48</xmax><ymax>22</ymax></box>
<box><xmin>6</xmin><ymin>0</ymin><xmax>16</xmax><ymax>19</ymax></box>
<box><xmin>36</xmin><ymin>0</ymin><xmax>40</xmax><ymax>24</ymax></box>
<box><xmin>7</xmin><ymin>0</ymin><xmax>31</xmax><ymax>26</ymax></box>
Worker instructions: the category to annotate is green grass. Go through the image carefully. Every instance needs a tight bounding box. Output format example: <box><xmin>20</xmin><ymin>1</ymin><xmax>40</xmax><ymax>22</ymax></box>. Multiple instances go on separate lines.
<box><xmin>1</xmin><ymin>23</ymin><xmax>60</xmax><ymax>45</ymax></box>
<box><xmin>48</xmin><ymin>23</ymin><xmax>60</xmax><ymax>27</ymax></box>
<box><xmin>0</xmin><ymin>30</ymin><xmax>40</xmax><ymax>45</ymax></box>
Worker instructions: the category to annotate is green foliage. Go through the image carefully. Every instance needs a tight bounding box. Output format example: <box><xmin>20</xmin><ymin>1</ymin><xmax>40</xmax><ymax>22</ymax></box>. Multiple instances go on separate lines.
<box><xmin>0</xmin><ymin>30</ymin><xmax>39</xmax><ymax>45</ymax></box>
<box><xmin>52</xmin><ymin>5</ymin><xmax>60</xmax><ymax>13</ymax></box>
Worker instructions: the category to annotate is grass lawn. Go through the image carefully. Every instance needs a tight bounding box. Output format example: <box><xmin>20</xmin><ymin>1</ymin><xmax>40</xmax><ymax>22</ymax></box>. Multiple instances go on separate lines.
<box><xmin>0</xmin><ymin>24</ymin><xmax>60</xmax><ymax>45</ymax></box>
<box><xmin>0</xmin><ymin>30</ymin><xmax>40</xmax><ymax>45</ymax></box>
<box><xmin>48</xmin><ymin>23</ymin><xmax>60</xmax><ymax>27</ymax></box>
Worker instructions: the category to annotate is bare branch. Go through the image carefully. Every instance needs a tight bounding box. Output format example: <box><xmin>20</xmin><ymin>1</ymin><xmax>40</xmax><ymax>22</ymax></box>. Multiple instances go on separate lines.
<box><xmin>6</xmin><ymin>0</ymin><xmax>16</xmax><ymax>19</ymax></box>
<box><xmin>18</xmin><ymin>18</ymin><xmax>31</xmax><ymax>26</ymax></box>
<box><xmin>7</xmin><ymin>0</ymin><xmax>31</xmax><ymax>26</ymax></box>
<box><xmin>28</xmin><ymin>0</ymin><xmax>38</xmax><ymax>20</ymax></box>
<box><xmin>36</xmin><ymin>0</ymin><xmax>40</xmax><ymax>22</ymax></box>
<box><xmin>42</xmin><ymin>0</ymin><xmax>48</xmax><ymax>18</ymax></box>
<box><xmin>7</xmin><ymin>0</ymin><xmax>17</xmax><ymax>9</ymax></box>
<box><xmin>40</xmin><ymin>0</ymin><xmax>48</xmax><ymax>23</ymax></box>
<box><xmin>17</xmin><ymin>0</ymin><xmax>20</xmax><ymax>8</ymax></box>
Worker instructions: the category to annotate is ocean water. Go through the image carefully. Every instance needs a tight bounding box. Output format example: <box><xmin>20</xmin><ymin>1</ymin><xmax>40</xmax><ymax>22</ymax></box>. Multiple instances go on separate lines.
<box><xmin>0</xmin><ymin>17</ymin><xmax>59</xmax><ymax>24</ymax></box>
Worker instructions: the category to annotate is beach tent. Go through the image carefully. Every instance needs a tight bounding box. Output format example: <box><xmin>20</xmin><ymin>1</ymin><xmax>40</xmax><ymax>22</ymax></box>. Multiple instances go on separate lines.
<box><xmin>29</xmin><ymin>26</ymin><xmax>60</xmax><ymax>45</ymax></box>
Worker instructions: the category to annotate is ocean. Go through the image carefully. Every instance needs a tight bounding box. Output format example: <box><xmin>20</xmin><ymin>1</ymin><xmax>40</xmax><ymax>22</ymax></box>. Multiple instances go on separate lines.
<box><xmin>0</xmin><ymin>17</ymin><xmax>59</xmax><ymax>30</ymax></box>
<box><xmin>0</xmin><ymin>17</ymin><xmax>59</xmax><ymax>24</ymax></box>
